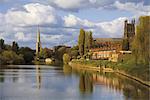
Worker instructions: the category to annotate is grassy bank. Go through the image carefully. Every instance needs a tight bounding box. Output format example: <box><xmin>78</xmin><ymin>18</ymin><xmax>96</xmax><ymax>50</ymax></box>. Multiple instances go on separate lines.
<box><xmin>71</xmin><ymin>54</ymin><xmax>149</xmax><ymax>83</ymax></box>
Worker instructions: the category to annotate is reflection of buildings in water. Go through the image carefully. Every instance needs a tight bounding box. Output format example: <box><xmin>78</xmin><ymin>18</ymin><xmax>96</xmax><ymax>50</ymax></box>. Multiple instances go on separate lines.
<box><xmin>36</xmin><ymin>65</ymin><xmax>41</xmax><ymax>89</ymax></box>
<box><xmin>92</xmin><ymin>73</ymin><xmax>149</xmax><ymax>99</ymax></box>
<box><xmin>92</xmin><ymin>73</ymin><xmax>123</xmax><ymax>92</ymax></box>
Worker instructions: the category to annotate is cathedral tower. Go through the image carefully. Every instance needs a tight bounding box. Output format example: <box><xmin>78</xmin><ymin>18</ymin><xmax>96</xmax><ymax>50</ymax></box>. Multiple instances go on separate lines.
<box><xmin>123</xmin><ymin>19</ymin><xmax>135</xmax><ymax>50</ymax></box>
<box><xmin>36</xmin><ymin>26</ymin><xmax>42</xmax><ymax>56</ymax></box>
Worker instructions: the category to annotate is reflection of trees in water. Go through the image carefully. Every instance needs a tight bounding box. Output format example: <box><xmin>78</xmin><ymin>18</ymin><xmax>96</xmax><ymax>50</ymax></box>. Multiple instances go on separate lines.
<box><xmin>0</xmin><ymin>68</ymin><xmax>19</xmax><ymax>82</ymax></box>
<box><xmin>36</xmin><ymin>65</ymin><xmax>41</xmax><ymax>89</ymax></box>
<box><xmin>63</xmin><ymin>65</ymin><xmax>72</xmax><ymax>75</ymax></box>
<box><xmin>79</xmin><ymin>72</ymin><xmax>93</xmax><ymax>93</ymax></box>
<box><xmin>119</xmin><ymin>76</ymin><xmax>149</xmax><ymax>100</ymax></box>
<box><xmin>93</xmin><ymin>72</ymin><xmax>149</xmax><ymax>100</ymax></box>
<box><xmin>0</xmin><ymin>69</ymin><xmax>4</xmax><ymax>82</ymax></box>
<box><xmin>76</xmin><ymin>69</ymin><xmax>149</xmax><ymax>99</ymax></box>
<box><xmin>12</xmin><ymin>70</ymin><xmax>19</xmax><ymax>82</ymax></box>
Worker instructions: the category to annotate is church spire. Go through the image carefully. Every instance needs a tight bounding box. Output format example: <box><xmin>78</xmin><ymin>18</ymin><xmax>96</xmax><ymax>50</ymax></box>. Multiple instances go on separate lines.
<box><xmin>37</xmin><ymin>25</ymin><xmax>40</xmax><ymax>42</ymax></box>
<box><xmin>36</xmin><ymin>25</ymin><xmax>42</xmax><ymax>56</ymax></box>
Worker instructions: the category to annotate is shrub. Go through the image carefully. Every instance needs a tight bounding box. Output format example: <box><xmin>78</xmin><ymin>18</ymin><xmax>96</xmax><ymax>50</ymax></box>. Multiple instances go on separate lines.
<box><xmin>63</xmin><ymin>53</ymin><xmax>71</xmax><ymax>64</ymax></box>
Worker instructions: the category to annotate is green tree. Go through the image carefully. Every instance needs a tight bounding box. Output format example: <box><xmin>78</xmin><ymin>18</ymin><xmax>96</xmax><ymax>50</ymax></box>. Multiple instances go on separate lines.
<box><xmin>84</xmin><ymin>31</ymin><xmax>89</xmax><ymax>55</ymax></box>
<box><xmin>0</xmin><ymin>39</ymin><xmax>5</xmax><ymax>51</ymax></box>
<box><xmin>19</xmin><ymin>47</ymin><xmax>35</xmax><ymax>64</ymax></box>
<box><xmin>63</xmin><ymin>53</ymin><xmax>71</xmax><ymax>64</ymax></box>
<box><xmin>4</xmin><ymin>44</ymin><xmax>12</xmax><ymax>51</ymax></box>
<box><xmin>0</xmin><ymin>50</ymin><xmax>24</xmax><ymax>64</ymax></box>
<box><xmin>12</xmin><ymin>41</ymin><xmax>19</xmax><ymax>53</ymax></box>
<box><xmin>84</xmin><ymin>31</ymin><xmax>93</xmax><ymax>55</ymax></box>
<box><xmin>88</xmin><ymin>31</ymin><xmax>93</xmax><ymax>48</ymax></box>
<box><xmin>78</xmin><ymin>28</ymin><xmax>85</xmax><ymax>56</ymax></box>
<box><xmin>132</xmin><ymin>16</ymin><xmax>150</xmax><ymax>64</ymax></box>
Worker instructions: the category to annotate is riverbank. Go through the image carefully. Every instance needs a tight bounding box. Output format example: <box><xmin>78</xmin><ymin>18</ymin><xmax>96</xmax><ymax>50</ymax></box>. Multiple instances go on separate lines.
<box><xmin>69</xmin><ymin>60</ymin><xmax>150</xmax><ymax>87</ymax></box>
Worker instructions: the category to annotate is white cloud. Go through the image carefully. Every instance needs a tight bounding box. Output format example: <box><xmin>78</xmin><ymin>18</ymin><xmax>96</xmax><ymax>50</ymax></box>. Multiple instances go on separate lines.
<box><xmin>1</xmin><ymin>2</ymin><xmax>147</xmax><ymax>48</ymax></box>
<box><xmin>15</xmin><ymin>32</ymin><xmax>32</xmax><ymax>41</ymax></box>
<box><xmin>52</xmin><ymin>0</ymin><xmax>118</xmax><ymax>11</ymax></box>
<box><xmin>63</xmin><ymin>14</ymin><xmax>127</xmax><ymax>38</ymax></box>
<box><xmin>113</xmin><ymin>1</ymin><xmax>150</xmax><ymax>16</ymax></box>
<box><xmin>5</xmin><ymin>3</ymin><xmax>58</xmax><ymax>27</ymax></box>
<box><xmin>64</xmin><ymin>14</ymin><xmax>95</xmax><ymax>28</ymax></box>
<box><xmin>54</xmin><ymin>0</ymin><xmax>84</xmax><ymax>10</ymax></box>
<box><xmin>96</xmin><ymin>17</ymin><xmax>127</xmax><ymax>37</ymax></box>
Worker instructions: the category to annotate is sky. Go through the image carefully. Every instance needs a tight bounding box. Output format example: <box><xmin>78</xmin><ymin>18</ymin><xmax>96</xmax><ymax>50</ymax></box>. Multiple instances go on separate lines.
<box><xmin>0</xmin><ymin>0</ymin><xmax>150</xmax><ymax>49</ymax></box>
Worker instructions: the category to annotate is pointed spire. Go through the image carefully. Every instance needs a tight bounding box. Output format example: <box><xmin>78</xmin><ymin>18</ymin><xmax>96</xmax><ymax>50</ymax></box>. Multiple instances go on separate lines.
<box><xmin>37</xmin><ymin>25</ymin><xmax>40</xmax><ymax>42</ymax></box>
<box><xmin>36</xmin><ymin>25</ymin><xmax>42</xmax><ymax>56</ymax></box>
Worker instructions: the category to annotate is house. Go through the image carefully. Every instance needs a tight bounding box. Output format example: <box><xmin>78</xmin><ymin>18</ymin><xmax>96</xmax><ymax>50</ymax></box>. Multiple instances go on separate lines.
<box><xmin>90</xmin><ymin>49</ymin><xmax>115</xmax><ymax>60</ymax></box>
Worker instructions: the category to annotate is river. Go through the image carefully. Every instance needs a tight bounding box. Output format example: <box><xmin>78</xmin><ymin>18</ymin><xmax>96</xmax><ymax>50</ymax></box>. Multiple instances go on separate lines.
<box><xmin>0</xmin><ymin>65</ymin><xmax>149</xmax><ymax>100</ymax></box>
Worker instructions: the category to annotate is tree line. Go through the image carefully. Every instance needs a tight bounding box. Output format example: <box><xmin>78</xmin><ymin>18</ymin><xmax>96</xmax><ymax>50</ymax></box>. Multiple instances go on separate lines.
<box><xmin>63</xmin><ymin>29</ymin><xmax>93</xmax><ymax>64</ymax></box>
<box><xmin>0</xmin><ymin>39</ymin><xmax>35</xmax><ymax>65</ymax></box>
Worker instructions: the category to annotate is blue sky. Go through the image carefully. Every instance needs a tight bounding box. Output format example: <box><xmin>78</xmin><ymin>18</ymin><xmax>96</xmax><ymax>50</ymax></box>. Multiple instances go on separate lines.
<box><xmin>0</xmin><ymin>0</ymin><xmax>149</xmax><ymax>49</ymax></box>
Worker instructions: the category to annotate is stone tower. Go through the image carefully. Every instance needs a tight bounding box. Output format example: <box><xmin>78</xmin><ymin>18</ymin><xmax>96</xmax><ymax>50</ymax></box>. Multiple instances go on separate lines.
<box><xmin>124</xmin><ymin>19</ymin><xmax>135</xmax><ymax>39</ymax></box>
<box><xmin>36</xmin><ymin>26</ymin><xmax>42</xmax><ymax>56</ymax></box>
<box><xmin>123</xmin><ymin>19</ymin><xmax>135</xmax><ymax>50</ymax></box>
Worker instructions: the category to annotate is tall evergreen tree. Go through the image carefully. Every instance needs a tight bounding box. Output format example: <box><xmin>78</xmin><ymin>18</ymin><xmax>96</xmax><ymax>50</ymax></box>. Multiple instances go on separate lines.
<box><xmin>84</xmin><ymin>31</ymin><xmax>89</xmax><ymax>54</ymax></box>
<box><xmin>12</xmin><ymin>41</ymin><xmax>19</xmax><ymax>53</ymax></box>
<box><xmin>88</xmin><ymin>31</ymin><xmax>93</xmax><ymax>49</ymax></box>
<box><xmin>0</xmin><ymin>39</ymin><xmax>5</xmax><ymax>51</ymax></box>
<box><xmin>78</xmin><ymin>28</ymin><xmax>85</xmax><ymax>56</ymax></box>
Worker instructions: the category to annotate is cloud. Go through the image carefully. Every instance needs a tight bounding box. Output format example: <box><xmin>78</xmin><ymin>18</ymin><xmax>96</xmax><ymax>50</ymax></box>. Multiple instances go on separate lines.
<box><xmin>64</xmin><ymin>14</ymin><xmax>95</xmax><ymax>28</ymax></box>
<box><xmin>113</xmin><ymin>1</ymin><xmax>150</xmax><ymax>16</ymax></box>
<box><xmin>5</xmin><ymin>3</ymin><xmax>59</xmax><ymax>27</ymax></box>
<box><xmin>52</xmin><ymin>0</ymin><xmax>115</xmax><ymax>11</ymax></box>
<box><xmin>0</xmin><ymin>2</ymin><xmax>149</xmax><ymax>48</ymax></box>
<box><xmin>95</xmin><ymin>17</ymin><xmax>127</xmax><ymax>37</ymax></box>
<box><xmin>63</xmin><ymin>14</ymin><xmax>127</xmax><ymax>38</ymax></box>
<box><xmin>15</xmin><ymin>32</ymin><xmax>33</xmax><ymax>41</ymax></box>
<box><xmin>54</xmin><ymin>0</ymin><xmax>84</xmax><ymax>10</ymax></box>
<box><xmin>45</xmin><ymin>0</ymin><xmax>150</xmax><ymax>12</ymax></box>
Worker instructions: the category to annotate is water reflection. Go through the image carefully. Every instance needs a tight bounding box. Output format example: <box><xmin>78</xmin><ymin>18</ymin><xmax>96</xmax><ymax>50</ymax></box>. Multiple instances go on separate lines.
<box><xmin>36</xmin><ymin>65</ymin><xmax>41</xmax><ymax>89</ymax></box>
<box><xmin>79</xmin><ymin>72</ymin><xmax>93</xmax><ymax>93</ymax></box>
<box><xmin>75</xmin><ymin>69</ymin><xmax>150</xmax><ymax>100</ymax></box>
<box><xmin>0</xmin><ymin>65</ymin><xmax>149</xmax><ymax>100</ymax></box>
<box><xmin>63</xmin><ymin>65</ymin><xmax>72</xmax><ymax>75</ymax></box>
<box><xmin>0</xmin><ymin>69</ymin><xmax>4</xmax><ymax>82</ymax></box>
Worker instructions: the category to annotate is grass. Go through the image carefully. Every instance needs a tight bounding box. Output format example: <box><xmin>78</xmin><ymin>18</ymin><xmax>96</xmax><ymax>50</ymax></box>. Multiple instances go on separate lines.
<box><xmin>71</xmin><ymin>54</ymin><xmax>150</xmax><ymax>82</ymax></box>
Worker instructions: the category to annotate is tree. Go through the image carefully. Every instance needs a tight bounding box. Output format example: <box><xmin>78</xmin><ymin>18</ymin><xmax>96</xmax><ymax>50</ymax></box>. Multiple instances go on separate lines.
<box><xmin>0</xmin><ymin>50</ymin><xmax>24</xmax><ymax>64</ymax></box>
<box><xmin>88</xmin><ymin>31</ymin><xmax>93</xmax><ymax>49</ymax></box>
<box><xmin>0</xmin><ymin>39</ymin><xmax>5</xmax><ymax>51</ymax></box>
<box><xmin>19</xmin><ymin>47</ymin><xmax>35</xmax><ymax>64</ymax></box>
<box><xmin>84</xmin><ymin>31</ymin><xmax>89</xmax><ymax>55</ymax></box>
<box><xmin>12</xmin><ymin>41</ymin><xmax>19</xmax><ymax>53</ymax></box>
<box><xmin>84</xmin><ymin>31</ymin><xmax>93</xmax><ymax>55</ymax></box>
<box><xmin>132</xmin><ymin>16</ymin><xmax>150</xmax><ymax>64</ymax></box>
<box><xmin>63</xmin><ymin>53</ymin><xmax>71</xmax><ymax>64</ymax></box>
<box><xmin>78</xmin><ymin>28</ymin><xmax>85</xmax><ymax>56</ymax></box>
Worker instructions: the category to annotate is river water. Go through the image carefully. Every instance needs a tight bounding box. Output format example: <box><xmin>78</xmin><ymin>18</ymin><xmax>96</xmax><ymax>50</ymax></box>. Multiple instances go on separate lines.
<box><xmin>0</xmin><ymin>65</ymin><xmax>149</xmax><ymax>100</ymax></box>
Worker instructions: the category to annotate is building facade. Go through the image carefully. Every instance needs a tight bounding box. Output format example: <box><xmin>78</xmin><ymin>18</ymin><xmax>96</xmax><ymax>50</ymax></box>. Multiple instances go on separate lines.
<box><xmin>90</xmin><ymin>19</ymin><xmax>135</xmax><ymax>60</ymax></box>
